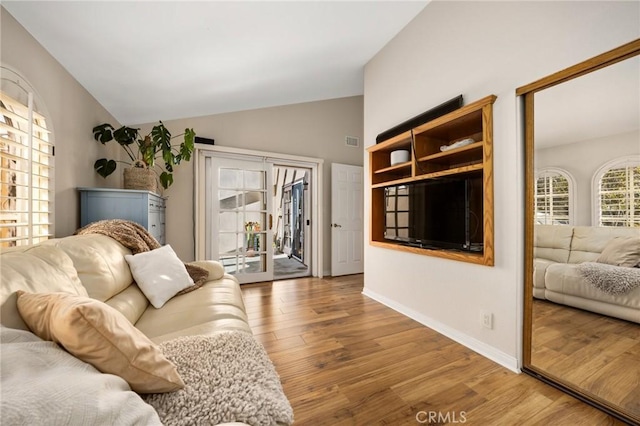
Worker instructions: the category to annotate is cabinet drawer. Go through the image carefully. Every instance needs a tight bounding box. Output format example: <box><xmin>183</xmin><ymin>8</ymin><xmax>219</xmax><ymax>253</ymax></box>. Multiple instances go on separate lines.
<box><xmin>148</xmin><ymin>210</ymin><xmax>165</xmax><ymax>244</ymax></box>
<box><xmin>148</xmin><ymin>195</ymin><xmax>165</xmax><ymax>213</ymax></box>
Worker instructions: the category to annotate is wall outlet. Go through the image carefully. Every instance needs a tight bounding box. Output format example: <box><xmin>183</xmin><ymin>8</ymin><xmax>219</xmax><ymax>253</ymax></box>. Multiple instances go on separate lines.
<box><xmin>481</xmin><ymin>310</ymin><xmax>493</xmax><ymax>329</ymax></box>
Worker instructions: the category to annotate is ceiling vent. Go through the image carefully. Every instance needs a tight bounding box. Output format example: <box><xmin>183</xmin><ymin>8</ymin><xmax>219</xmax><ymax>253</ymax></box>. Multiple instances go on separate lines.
<box><xmin>345</xmin><ymin>136</ymin><xmax>360</xmax><ymax>147</ymax></box>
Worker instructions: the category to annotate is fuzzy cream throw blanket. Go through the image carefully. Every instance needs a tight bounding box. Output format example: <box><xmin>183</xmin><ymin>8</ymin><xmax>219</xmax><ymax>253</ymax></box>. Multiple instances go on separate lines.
<box><xmin>577</xmin><ymin>262</ymin><xmax>640</xmax><ymax>295</ymax></box>
<box><xmin>75</xmin><ymin>219</ymin><xmax>208</xmax><ymax>295</ymax></box>
<box><xmin>143</xmin><ymin>332</ymin><xmax>293</xmax><ymax>426</ymax></box>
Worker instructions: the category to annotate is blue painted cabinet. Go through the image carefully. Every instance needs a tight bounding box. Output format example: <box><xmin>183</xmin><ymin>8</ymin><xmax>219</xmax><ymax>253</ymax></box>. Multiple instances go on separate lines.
<box><xmin>78</xmin><ymin>188</ymin><xmax>166</xmax><ymax>244</ymax></box>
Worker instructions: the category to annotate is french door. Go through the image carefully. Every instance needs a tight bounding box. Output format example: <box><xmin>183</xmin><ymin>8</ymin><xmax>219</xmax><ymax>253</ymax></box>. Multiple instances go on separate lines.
<box><xmin>196</xmin><ymin>145</ymin><xmax>323</xmax><ymax>282</ymax></box>
<box><xmin>205</xmin><ymin>155</ymin><xmax>273</xmax><ymax>283</ymax></box>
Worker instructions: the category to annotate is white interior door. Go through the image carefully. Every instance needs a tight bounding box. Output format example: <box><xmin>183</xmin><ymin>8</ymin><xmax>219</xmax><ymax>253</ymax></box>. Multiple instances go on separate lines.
<box><xmin>331</xmin><ymin>163</ymin><xmax>364</xmax><ymax>276</ymax></box>
<box><xmin>207</xmin><ymin>156</ymin><xmax>273</xmax><ymax>284</ymax></box>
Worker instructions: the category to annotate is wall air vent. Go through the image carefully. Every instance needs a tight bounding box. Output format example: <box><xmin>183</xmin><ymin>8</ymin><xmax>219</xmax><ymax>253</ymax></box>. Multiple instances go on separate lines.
<box><xmin>345</xmin><ymin>136</ymin><xmax>360</xmax><ymax>147</ymax></box>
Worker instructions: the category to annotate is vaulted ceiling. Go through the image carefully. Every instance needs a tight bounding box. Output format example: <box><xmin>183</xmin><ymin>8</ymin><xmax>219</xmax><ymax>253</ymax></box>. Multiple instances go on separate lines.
<box><xmin>4</xmin><ymin>1</ymin><xmax>428</xmax><ymax>124</ymax></box>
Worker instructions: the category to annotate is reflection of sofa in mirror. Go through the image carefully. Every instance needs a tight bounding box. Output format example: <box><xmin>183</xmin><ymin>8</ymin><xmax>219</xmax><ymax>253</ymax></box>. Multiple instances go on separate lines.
<box><xmin>533</xmin><ymin>224</ymin><xmax>640</xmax><ymax>323</ymax></box>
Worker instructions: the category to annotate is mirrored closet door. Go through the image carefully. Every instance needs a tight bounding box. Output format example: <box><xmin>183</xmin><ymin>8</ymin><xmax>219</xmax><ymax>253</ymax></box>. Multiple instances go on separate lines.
<box><xmin>518</xmin><ymin>39</ymin><xmax>640</xmax><ymax>424</ymax></box>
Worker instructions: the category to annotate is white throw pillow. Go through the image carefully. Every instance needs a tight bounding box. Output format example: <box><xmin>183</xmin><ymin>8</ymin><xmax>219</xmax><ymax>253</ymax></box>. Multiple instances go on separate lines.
<box><xmin>125</xmin><ymin>245</ymin><xmax>194</xmax><ymax>309</ymax></box>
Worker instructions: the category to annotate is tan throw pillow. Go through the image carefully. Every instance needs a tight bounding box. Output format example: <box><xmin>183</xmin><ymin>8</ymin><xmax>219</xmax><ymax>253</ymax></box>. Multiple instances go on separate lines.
<box><xmin>596</xmin><ymin>236</ymin><xmax>640</xmax><ymax>267</ymax></box>
<box><xmin>16</xmin><ymin>291</ymin><xmax>184</xmax><ymax>393</ymax></box>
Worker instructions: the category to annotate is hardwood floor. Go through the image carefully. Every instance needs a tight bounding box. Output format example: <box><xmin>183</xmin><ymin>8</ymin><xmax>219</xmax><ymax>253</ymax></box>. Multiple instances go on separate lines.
<box><xmin>531</xmin><ymin>299</ymin><xmax>640</xmax><ymax>419</ymax></box>
<box><xmin>242</xmin><ymin>275</ymin><xmax>624</xmax><ymax>425</ymax></box>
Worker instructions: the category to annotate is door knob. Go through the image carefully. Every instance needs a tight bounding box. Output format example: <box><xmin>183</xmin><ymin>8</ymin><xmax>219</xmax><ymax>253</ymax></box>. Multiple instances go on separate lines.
<box><xmin>331</xmin><ymin>223</ymin><xmax>342</xmax><ymax>228</ymax></box>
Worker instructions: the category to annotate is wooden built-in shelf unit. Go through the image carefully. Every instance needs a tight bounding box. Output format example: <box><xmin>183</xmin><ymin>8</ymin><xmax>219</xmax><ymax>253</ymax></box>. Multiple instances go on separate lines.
<box><xmin>368</xmin><ymin>95</ymin><xmax>496</xmax><ymax>266</ymax></box>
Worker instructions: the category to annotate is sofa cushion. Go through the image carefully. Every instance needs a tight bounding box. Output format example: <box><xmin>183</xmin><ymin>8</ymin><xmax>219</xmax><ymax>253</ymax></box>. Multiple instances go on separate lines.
<box><xmin>43</xmin><ymin>234</ymin><xmax>134</xmax><ymax>302</ymax></box>
<box><xmin>0</xmin><ymin>245</ymin><xmax>88</xmax><ymax>331</ymax></box>
<box><xmin>16</xmin><ymin>291</ymin><xmax>184</xmax><ymax>393</ymax></box>
<box><xmin>104</xmin><ymin>284</ymin><xmax>150</xmax><ymax>325</ymax></box>
<box><xmin>568</xmin><ymin>226</ymin><xmax>640</xmax><ymax>264</ymax></box>
<box><xmin>596</xmin><ymin>236</ymin><xmax>640</xmax><ymax>267</ymax></box>
<box><xmin>0</xmin><ymin>326</ymin><xmax>162</xmax><ymax>425</ymax></box>
<box><xmin>125</xmin><ymin>245</ymin><xmax>194</xmax><ymax>309</ymax></box>
<box><xmin>136</xmin><ymin>277</ymin><xmax>251</xmax><ymax>344</ymax></box>
<box><xmin>545</xmin><ymin>263</ymin><xmax>640</xmax><ymax>310</ymax></box>
<box><xmin>533</xmin><ymin>258</ymin><xmax>556</xmax><ymax>299</ymax></box>
<box><xmin>534</xmin><ymin>225</ymin><xmax>573</xmax><ymax>263</ymax></box>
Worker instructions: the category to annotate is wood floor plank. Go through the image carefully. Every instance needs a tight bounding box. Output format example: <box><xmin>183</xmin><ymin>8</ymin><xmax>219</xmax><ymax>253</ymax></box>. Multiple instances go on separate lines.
<box><xmin>242</xmin><ymin>276</ymin><xmax>627</xmax><ymax>425</ymax></box>
<box><xmin>521</xmin><ymin>394</ymin><xmax>622</xmax><ymax>426</ymax></box>
<box><xmin>462</xmin><ymin>383</ymin><xmax>556</xmax><ymax>425</ymax></box>
<box><xmin>531</xmin><ymin>299</ymin><xmax>640</xmax><ymax>419</ymax></box>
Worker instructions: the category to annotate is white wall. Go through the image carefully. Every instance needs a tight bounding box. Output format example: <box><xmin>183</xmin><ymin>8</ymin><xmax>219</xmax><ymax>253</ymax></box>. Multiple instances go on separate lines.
<box><xmin>363</xmin><ymin>1</ymin><xmax>639</xmax><ymax>369</ymax></box>
<box><xmin>133</xmin><ymin>96</ymin><xmax>364</xmax><ymax>269</ymax></box>
<box><xmin>1</xmin><ymin>7</ymin><xmax>122</xmax><ymax>238</ymax></box>
<box><xmin>536</xmin><ymin>130</ymin><xmax>639</xmax><ymax>226</ymax></box>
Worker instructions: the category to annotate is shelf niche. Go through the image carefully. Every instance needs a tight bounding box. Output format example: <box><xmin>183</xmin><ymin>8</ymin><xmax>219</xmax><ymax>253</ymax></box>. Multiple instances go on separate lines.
<box><xmin>368</xmin><ymin>95</ymin><xmax>496</xmax><ymax>266</ymax></box>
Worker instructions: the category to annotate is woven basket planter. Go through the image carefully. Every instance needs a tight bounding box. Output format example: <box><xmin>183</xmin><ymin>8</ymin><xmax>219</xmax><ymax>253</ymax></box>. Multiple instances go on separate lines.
<box><xmin>123</xmin><ymin>166</ymin><xmax>157</xmax><ymax>193</ymax></box>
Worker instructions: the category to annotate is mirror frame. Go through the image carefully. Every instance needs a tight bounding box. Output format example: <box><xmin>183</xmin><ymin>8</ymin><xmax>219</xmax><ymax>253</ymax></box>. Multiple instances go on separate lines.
<box><xmin>516</xmin><ymin>38</ymin><xmax>640</xmax><ymax>424</ymax></box>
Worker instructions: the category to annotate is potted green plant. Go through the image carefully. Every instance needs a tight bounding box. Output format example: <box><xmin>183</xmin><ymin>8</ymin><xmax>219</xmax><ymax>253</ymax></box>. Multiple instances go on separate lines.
<box><xmin>92</xmin><ymin>121</ymin><xmax>196</xmax><ymax>190</ymax></box>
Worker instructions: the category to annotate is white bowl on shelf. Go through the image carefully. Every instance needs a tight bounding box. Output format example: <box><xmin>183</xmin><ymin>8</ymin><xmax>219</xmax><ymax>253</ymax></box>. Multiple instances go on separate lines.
<box><xmin>390</xmin><ymin>150</ymin><xmax>410</xmax><ymax>166</ymax></box>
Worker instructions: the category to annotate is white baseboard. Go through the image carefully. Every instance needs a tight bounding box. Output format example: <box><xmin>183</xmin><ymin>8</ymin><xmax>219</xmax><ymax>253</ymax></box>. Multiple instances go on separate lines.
<box><xmin>362</xmin><ymin>287</ymin><xmax>520</xmax><ymax>373</ymax></box>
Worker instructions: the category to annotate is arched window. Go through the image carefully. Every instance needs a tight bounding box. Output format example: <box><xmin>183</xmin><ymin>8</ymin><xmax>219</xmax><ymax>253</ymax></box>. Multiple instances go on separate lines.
<box><xmin>0</xmin><ymin>66</ymin><xmax>54</xmax><ymax>246</ymax></box>
<box><xmin>593</xmin><ymin>156</ymin><xmax>640</xmax><ymax>227</ymax></box>
<box><xmin>535</xmin><ymin>167</ymin><xmax>575</xmax><ymax>225</ymax></box>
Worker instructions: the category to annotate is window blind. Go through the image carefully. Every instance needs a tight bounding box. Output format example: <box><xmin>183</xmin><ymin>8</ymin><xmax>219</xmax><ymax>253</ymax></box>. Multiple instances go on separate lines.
<box><xmin>599</xmin><ymin>164</ymin><xmax>640</xmax><ymax>227</ymax></box>
<box><xmin>0</xmin><ymin>69</ymin><xmax>54</xmax><ymax>247</ymax></box>
<box><xmin>535</xmin><ymin>173</ymin><xmax>570</xmax><ymax>225</ymax></box>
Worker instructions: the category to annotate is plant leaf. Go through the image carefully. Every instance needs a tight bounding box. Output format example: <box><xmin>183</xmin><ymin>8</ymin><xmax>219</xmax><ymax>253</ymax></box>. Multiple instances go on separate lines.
<box><xmin>151</xmin><ymin>122</ymin><xmax>174</xmax><ymax>166</ymax></box>
<box><xmin>143</xmin><ymin>149</ymin><xmax>155</xmax><ymax>168</ymax></box>
<box><xmin>159</xmin><ymin>171</ymin><xmax>173</xmax><ymax>189</ymax></box>
<box><xmin>94</xmin><ymin>158</ymin><xmax>117</xmax><ymax>178</ymax></box>
<box><xmin>92</xmin><ymin>124</ymin><xmax>115</xmax><ymax>143</ymax></box>
<box><xmin>151</xmin><ymin>122</ymin><xmax>171</xmax><ymax>150</ymax></box>
<box><xmin>163</xmin><ymin>149</ymin><xmax>173</xmax><ymax>166</ymax></box>
<box><xmin>179</xmin><ymin>128</ymin><xmax>196</xmax><ymax>162</ymax></box>
<box><xmin>113</xmin><ymin>126</ymin><xmax>139</xmax><ymax>146</ymax></box>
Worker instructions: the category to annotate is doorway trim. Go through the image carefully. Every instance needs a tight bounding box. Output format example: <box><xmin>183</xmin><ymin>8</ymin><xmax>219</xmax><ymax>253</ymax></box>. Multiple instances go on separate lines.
<box><xmin>194</xmin><ymin>144</ymin><xmax>324</xmax><ymax>279</ymax></box>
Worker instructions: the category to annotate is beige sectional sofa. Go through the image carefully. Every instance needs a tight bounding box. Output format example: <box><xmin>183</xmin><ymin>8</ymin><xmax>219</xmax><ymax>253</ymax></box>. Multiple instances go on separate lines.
<box><xmin>1</xmin><ymin>234</ymin><xmax>251</xmax><ymax>339</ymax></box>
<box><xmin>534</xmin><ymin>225</ymin><xmax>640</xmax><ymax>323</ymax></box>
<box><xmin>0</xmin><ymin>233</ymin><xmax>291</xmax><ymax>425</ymax></box>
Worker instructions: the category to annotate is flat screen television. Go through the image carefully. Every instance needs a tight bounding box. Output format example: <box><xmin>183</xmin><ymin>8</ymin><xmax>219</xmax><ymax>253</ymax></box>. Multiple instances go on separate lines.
<box><xmin>383</xmin><ymin>175</ymin><xmax>483</xmax><ymax>252</ymax></box>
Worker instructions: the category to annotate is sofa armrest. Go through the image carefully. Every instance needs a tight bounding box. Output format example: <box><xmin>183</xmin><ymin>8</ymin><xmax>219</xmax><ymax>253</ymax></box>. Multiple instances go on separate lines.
<box><xmin>223</xmin><ymin>273</ymin><xmax>240</xmax><ymax>284</ymax></box>
<box><xmin>186</xmin><ymin>260</ymin><xmax>225</xmax><ymax>281</ymax></box>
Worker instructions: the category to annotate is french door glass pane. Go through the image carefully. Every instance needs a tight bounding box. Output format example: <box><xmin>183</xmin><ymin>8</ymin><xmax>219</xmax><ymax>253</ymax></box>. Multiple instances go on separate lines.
<box><xmin>219</xmin><ymin>189</ymin><xmax>239</xmax><ymax>209</ymax></box>
<box><xmin>219</xmin><ymin>169</ymin><xmax>241</xmax><ymax>188</ymax></box>
<box><xmin>219</xmin><ymin>255</ymin><xmax>239</xmax><ymax>274</ymax></box>
<box><xmin>244</xmin><ymin>170</ymin><xmax>264</xmax><ymax>189</ymax></box>
<box><xmin>218</xmin><ymin>212</ymin><xmax>237</xmax><ymax>232</ymax></box>
<box><xmin>244</xmin><ymin>191</ymin><xmax>265</xmax><ymax>210</ymax></box>
<box><xmin>217</xmin><ymin>166</ymin><xmax>268</xmax><ymax>277</ymax></box>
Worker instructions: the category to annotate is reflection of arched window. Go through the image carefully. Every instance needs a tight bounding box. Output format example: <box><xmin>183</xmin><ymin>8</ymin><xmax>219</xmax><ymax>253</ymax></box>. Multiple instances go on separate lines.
<box><xmin>535</xmin><ymin>168</ymin><xmax>575</xmax><ymax>225</ymax></box>
<box><xmin>1</xmin><ymin>66</ymin><xmax>54</xmax><ymax>247</ymax></box>
<box><xmin>593</xmin><ymin>156</ymin><xmax>640</xmax><ymax>227</ymax></box>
